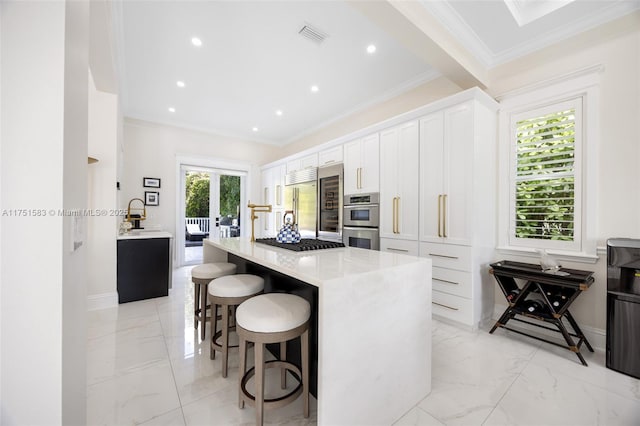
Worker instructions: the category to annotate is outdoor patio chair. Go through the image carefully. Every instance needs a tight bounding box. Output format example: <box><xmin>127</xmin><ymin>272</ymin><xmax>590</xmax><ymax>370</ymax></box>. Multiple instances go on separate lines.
<box><xmin>186</xmin><ymin>223</ymin><xmax>208</xmax><ymax>241</ymax></box>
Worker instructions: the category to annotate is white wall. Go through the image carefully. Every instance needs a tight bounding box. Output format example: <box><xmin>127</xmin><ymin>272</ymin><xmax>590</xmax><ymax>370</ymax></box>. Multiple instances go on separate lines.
<box><xmin>282</xmin><ymin>76</ymin><xmax>462</xmax><ymax>156</ymax></box>
<box><xmin>1</xmin><ymin>1</ymin><xmax>89</xmax><ymax>424</ymax></box>
<box><xmin>486</xmin><ymin>12</ymin><xmax>640</xmax><ymax>333</ymax></box>
<box><xmin>87</xmin><ymin>71</ymin><xmax>119</xmax><ymax>305</ymax></box>
<box><xmin>121</xmin><ymin>119</ymin><xmax>279</xmax><ymax>253</ymax></box>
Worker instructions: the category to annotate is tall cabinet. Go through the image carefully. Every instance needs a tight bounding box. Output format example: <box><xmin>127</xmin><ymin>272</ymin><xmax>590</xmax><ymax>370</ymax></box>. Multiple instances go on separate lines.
<box><xmin>418</xmin><ymin>93</ymin><xmax>498</xmax><ymax>329</ymax></box>
<box><xmin>379</xmin><ymin>120</ymin><xmax>419</xmax><ymax>255</ymax></box>
<box><xmin>259</xmin><ymin>164</ymin><xmax>286</xmax><ymax>238</ymax></box>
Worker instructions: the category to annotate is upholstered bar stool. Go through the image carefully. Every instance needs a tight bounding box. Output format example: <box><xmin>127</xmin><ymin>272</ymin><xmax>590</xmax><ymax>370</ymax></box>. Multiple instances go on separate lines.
<box><xmin>236</xmin><ymin>293</ymin><xmax>310</xmax><ymax>426</ymax></box>
<box><xmin>207</xmin><ymin>274</ymin><xmax>264</xmax><ymax>377</ymax></box>
<box><xmin>191</xmin><ymin>262</ymin><xmax>237</xmax><ymax>340</ymax></box>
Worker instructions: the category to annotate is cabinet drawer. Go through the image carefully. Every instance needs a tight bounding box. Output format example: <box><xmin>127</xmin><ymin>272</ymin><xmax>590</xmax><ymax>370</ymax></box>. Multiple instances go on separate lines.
<box><xmin>420</xmin><ymin>242</ymin><xmax>471</xmax><ymax>271</ymax></box>
<box><xmin>432</xmin><ymin>267</ymin><xmax>472</xmax><ymax>298</ymax></box>
<box><xmin>380</xmin><ymin>238</ymin><xmax>419</xmax><ymax>256</ymax></box>
<box><xmin>432</xmin><ymin>290</ymin><xmax>472</xmax><ymax>325</ymax></box>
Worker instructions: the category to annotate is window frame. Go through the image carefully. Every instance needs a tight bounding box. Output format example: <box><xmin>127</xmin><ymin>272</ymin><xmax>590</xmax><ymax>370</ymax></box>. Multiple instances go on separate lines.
<box><xmin>497</xmin><ymin>67</ymin><xmax>601</xmax><ymax>262</ymax></box>
<box><xmin>508</xmin><ymin>98</ymin><xmax>583</xmax><ymax>251</ymax></box>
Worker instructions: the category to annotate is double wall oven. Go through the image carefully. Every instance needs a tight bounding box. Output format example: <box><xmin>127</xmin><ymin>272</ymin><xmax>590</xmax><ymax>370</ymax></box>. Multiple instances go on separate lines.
<box><xmin>342</xmin><ymin>192</ymin><xmax>379</xmax><ymax>250</ymax></box>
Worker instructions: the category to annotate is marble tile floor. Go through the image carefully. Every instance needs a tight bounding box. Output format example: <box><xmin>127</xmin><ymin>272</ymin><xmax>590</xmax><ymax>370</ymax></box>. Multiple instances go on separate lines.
<box><xmin>87</xmin><ymin>266</ymin><xmax>640</xmax><ymax>425</ymax></box>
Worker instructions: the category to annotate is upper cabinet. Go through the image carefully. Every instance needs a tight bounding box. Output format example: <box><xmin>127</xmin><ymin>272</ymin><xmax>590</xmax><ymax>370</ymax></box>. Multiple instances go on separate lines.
<box><xmin>318</xmin><ymin>145</ymin><xmax>343</xmax><ymax>167</ymax></box>
<box><xmin>343</xmin><ymin>133</ymin><xmax>379</xmax><ymax>195</ymax></box>
<box><xmin>286</xmin><ymin>153</ymin><xmax>318</xmax><ymax>174</ymax></box>
<box><xmin>379</xmin><ymin>121</ymin><xmax>419</xmax><ymax>241</ymax></box>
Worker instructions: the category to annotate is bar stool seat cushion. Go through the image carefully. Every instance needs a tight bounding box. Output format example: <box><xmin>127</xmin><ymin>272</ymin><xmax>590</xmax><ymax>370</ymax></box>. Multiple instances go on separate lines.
<box><xmin>208</xmin><ymin>274</ymin><xmax>265</xmax><ymax>298</ymax></box>
<box><xmin>192</xmin><ymin>262</ymin><xmax>237</xmax><ymax>280</ymax></box>
<box><xmin>236</xmin><ymin>293</ymin><xmax>310</xmax><ymax>333</ymax></box>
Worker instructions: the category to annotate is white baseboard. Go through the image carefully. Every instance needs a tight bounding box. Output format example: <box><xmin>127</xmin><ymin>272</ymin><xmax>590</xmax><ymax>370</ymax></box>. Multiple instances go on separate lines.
<box><xmin>492</xmin><ymin>305</ymin><xmax>606</xmax><ymax>352</ymax></box>
<box><xmin>87</xmin><ymin>292</ymin><xmax>118</xmax><ymax>311</ymax></box>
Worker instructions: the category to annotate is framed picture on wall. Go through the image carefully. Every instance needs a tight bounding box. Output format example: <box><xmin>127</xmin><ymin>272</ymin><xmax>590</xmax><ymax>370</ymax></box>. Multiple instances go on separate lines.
<box><xmin>145</xmin><ymin>191</ymin><xmax>159</xmax><ymax>206</ymax></box>
<box><xmin>143</xmin><ymin>177</ymin><xmax>161</xmax><ymax>188</ymax></box>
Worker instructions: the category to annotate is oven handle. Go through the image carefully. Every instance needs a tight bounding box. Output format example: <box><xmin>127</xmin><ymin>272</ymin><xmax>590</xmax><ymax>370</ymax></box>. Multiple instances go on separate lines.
<box><xmin>344</xmin><ymin>204</ymin><xmax>379</xmax><ymax>209</ymax></box>
<box><xmin>343</xmin><ymin>226</ymin><xmax>379</xmax><ymax>231</ymax></box>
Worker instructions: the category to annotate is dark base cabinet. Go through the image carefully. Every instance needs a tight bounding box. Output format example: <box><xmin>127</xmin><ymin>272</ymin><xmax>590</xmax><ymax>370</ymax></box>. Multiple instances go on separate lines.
<box><xmin>117</xmin><ymin>237</ymin><xmax>171</xmax><ymax>303</ymax></box>
<box><xmin>607</xmin><ymin>294</ymin><xmax>640</xmax><ymax>379</ymax></box>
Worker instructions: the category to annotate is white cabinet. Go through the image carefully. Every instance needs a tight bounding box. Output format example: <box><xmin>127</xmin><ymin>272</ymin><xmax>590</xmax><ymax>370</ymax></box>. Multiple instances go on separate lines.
<box><xmin>259</xmin><ymin>164</ymin><xmax>287</xmax><ymax>237</ymax></box>
<box><xmin>419</xmin><ymin>103</ymin><xmax>474</xmax><ymax>246</ymax></box>
<box><xmin>318</xmin><ymin>145</ymin><xmax>343</xmax><ymax>167</ymax></box>
<box><xmin>379</xmin><ymin>121</ymin><xmax>419</xmax><ymax>241</ymax></box>
<box><xmin>418</xmin><ymin>95</ymin><xmax>498</xmax><ymax>330</ymax></box>
<box><xmin>343</xmin><ymin>133</ymin><xmax>379</xmax><ymax>195</ymax></box>
<box><xmin>286</xmin><ymin>153</ymin><xmax>318</xmax><ymax>174</ymax></box>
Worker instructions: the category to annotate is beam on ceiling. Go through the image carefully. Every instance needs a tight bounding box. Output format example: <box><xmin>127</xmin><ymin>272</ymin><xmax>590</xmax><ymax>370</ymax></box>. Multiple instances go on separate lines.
<box><xmin>347</xmin><ymin>0</ymin><xmax>488</xmax><ymax>90</ymax></box>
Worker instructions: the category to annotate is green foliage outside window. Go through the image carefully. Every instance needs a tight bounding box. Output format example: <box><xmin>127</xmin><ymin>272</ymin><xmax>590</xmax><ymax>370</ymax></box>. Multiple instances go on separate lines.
<box><xmin>185</xmin><ymin>172</ymin><xmax>240</xmax><ymax>220</ymax></box>
<box><xmin>515</xmin><ymin>109</ymin><xmax>575</xmax><ymax>241</ymax></box>
<box><xmin>185</xmin><ymin>172</ymin><xmax>209</xmax><ymax>218</ymax></box>
<box><xmin>219</xmin><ymin>175</ymin><xmax>240</xmax><ymax>218</ymax></box>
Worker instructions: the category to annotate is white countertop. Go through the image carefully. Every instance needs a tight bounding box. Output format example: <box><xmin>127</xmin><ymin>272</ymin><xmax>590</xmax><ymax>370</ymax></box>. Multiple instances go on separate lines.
<box><xmin>205</xmin><ymin>236</ymin><xmax>429</xmax><ymax>287</ymax></box>
<box><xmin>117</xmin><ymin>231</ymin><xmax>173</xmax><ymax>240</ymax></box>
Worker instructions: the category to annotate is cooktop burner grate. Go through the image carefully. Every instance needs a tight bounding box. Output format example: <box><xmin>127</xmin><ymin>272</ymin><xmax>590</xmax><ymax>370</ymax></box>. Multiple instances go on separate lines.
<box><xmin>254</xmin><ymin>238</ymin><xmax>345</xmax><ymax>252</ymax></box>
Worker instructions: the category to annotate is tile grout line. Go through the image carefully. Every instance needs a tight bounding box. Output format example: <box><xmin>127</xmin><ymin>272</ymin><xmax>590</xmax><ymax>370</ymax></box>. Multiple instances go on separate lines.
<box><xmin>480</xmin><ymin>341</ymin><xmax>542</xmax><ymax>425</ymax></box>
<box><xmin>156</xmin><ymin>293</ymin><xmax>189</xmax><ymax>425</ymax></box>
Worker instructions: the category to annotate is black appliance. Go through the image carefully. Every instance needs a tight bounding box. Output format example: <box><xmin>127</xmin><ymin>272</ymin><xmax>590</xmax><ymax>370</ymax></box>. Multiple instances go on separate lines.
<box><xmin>255</xmin><ymin>238</ymin><xmax>345</xmax><ymax>252</ymax></box>
<box><xmin>606</xmin><ymin>238</ymin><xmax>640</xmax><ymax>379</ymax></box>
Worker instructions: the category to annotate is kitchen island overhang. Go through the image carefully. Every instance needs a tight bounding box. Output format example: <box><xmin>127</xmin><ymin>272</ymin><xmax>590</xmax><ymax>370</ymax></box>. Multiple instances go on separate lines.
<box><xmin>204</xmin><ymin>237</ymin><xmax>432</xmax><ymax>425</ymax></box>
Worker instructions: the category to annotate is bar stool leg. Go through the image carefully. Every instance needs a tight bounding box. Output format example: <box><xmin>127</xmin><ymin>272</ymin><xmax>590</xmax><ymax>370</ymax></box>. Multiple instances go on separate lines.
<box><xmin>221</xmin><ymin>304</ymin><xmax>230</xmax><ymax>378</ymax></box>
<box><xmin>209</xmin><ymin>301</ymin><xmax>219</xmax><ymax>360</ymax></box>
<box><xmin>255</xmin><ymin>342</ymin><xmax>265</xmax><ymax>426</ymax></box>
<box><xmin>200</xmin><ymin>283</ymin><xmax>208</xmax><ymax>340</ymax></box>
<box><xmin>238</xmin><ymin>336</ymin><xmax>247</xmax><ymax>409</ymax></box>
<box><xmin>302</xmin><ymin>329</ymin><xmax>309</xmax><ymax>418</ymax></box>
<box><xmin>193</xmin><ymin>283</ymin><xmax>200</xmax><ymax>330</ymax></box>
<box><xmin>280</xmin><ymin>341</ymin><xmax>287</xmax><ymax>389</ymax></box>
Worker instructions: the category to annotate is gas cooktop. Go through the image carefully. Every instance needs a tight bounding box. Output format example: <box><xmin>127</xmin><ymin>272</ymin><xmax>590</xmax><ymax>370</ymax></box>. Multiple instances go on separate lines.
<box><xmin>254</xmin><ymin>238</ymin><xmax>345</xmax><ymax>252</ymax></box>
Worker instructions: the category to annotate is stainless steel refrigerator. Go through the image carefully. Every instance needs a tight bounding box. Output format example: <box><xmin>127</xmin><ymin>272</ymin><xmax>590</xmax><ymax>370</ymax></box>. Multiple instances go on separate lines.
<box><xmin>284</xmin><ymin>168</ymin><xmax>318</xmax><ymax>239</ymax></box>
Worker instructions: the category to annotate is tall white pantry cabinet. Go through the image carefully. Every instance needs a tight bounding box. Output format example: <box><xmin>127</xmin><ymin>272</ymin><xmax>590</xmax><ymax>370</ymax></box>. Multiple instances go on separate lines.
<box><xmin>419</xmin><ymin>93</ymin><xmax>498</xmax><ymax>329</ymax></box>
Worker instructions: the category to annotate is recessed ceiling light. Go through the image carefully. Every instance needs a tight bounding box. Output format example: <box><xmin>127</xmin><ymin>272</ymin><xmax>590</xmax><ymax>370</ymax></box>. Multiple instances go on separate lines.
<box><xmin>168</xmin><ymin>107</ymin><xmax>176</xmax><ymax>113</ymax></box>
<box><xmin>176</xmin><ymin>81</ymin><xmax>185</xmax><ymax>88</ymax></box>
<box><xmin>367</xmin><ymin>44</ymin><xmax>377</xmax><ymax>54</ymax></box>
<box><xmin>252</xmin><ymin>127</ymin><xmax>259</xmax><ymax>132</ymax></box>
<box><xmin>276</xmin><ymin>110</ymin><xmax>283</xmax><ymax>116</ymax></box>
<box><xmin>310</xmin><ymin>85</ymin><xmax>319</xmax><ymax>93</ymax></box>
<box><xmin>191</xmin><ymin>37</ymin><xmax>202</xmax><ymax>47</ymax></box>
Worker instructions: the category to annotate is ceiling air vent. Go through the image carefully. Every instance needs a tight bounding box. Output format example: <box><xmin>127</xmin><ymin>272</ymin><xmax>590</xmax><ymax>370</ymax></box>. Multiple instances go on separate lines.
<box><xmin>298</xmin><ymin>23</ymin><xmax>328</xmax><ymax>44</ymax></box>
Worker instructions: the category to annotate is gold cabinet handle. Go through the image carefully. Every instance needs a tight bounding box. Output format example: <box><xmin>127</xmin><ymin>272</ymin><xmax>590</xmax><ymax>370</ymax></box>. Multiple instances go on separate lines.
<box><xmin>443</xmin><ymin>194</ymin><xmax>447</xmax><ymax>238</ymax></box>
<box><xmin>437</xmin><ymin>194</ymin><xmax>442</xmax><ymax>237</ymax></box>
<box><xmin>392</xmin><ymin>197</ymin><xmax>397</xmax><ymax>233</ymax></box>
<box><xmin>357</xmin><ymin>167</ymin><xmax>362</xmax><ymax>189</ymax></box>
<box><xmin>432</xmin><ymin>301</ymin><xmax>459</xmax><ymax>311</ymax></box>
<box><xmin>433</xmin><ymin>278</ymin><xmax>459</xmax><ymax>285</ymax></box>
<box><xmin>276</xmin><ymin>185</ymin><xmax>281</xmax><ymax>206</ymax></box>
<box><xmin>396</xmin><ymin>196</ymin><xmax>400</xmax><ymax>234</ymax></box>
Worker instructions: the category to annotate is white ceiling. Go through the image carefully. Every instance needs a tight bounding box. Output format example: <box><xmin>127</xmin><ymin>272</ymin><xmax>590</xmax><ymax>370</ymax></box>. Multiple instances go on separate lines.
<box><xmin>113</xmin><ymin>0</ymin><xmax>639</xmax><ymax>146</ymax></box>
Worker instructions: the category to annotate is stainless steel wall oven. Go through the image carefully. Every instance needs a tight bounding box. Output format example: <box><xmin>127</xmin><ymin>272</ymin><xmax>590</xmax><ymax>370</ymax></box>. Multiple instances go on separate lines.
<box><xmin>342</xmin><ymin>192</ymin><xmax>379</xmax><ymax>250</ymax></box>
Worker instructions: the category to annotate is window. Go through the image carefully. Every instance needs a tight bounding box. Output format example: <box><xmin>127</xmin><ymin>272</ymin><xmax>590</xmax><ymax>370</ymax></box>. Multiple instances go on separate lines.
<box><xmin>497</xmin><ymin>66</ymin><xmax>600</xmax><ymax>261</ymax></box>
<box><xmin>510</xmin><ymin>99</ymin><xmax>582</xmax><ymax>251</ymax></box>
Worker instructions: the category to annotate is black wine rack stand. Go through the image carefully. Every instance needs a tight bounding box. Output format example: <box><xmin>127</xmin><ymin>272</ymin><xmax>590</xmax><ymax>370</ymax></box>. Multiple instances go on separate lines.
<box><xmin>489</xmin><ymin>260</ymin><xmax>595</xmax><ymax>366</ymax></box>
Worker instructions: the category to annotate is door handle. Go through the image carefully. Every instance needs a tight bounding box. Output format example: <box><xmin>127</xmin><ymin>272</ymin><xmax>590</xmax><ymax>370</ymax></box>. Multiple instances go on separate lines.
<box><xmin>437</xmin><ymin>194</ymin><xmax>442</xmax><ymax>238</ymax></box>
<box><xmin>443</xmin><ymin>194</ymin><xmax>447</xmax><ymax>238</ymax></box>
<box><xmin>396</xmin><ymin>197</ymin><xmax>400</xmax><ymax>234</ymax></box>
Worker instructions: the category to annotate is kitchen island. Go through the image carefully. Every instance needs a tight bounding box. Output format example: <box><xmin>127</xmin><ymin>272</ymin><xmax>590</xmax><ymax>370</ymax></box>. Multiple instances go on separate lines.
<box><xmin>204</xmin><ymin>236</ymin><xmax>432</xmax><ymax>425</ymax></box>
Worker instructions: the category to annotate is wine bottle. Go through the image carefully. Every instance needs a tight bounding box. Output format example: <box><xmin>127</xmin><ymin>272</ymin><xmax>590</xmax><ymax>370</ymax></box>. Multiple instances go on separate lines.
<box><xmin>524</xmin><ymin>299</ymin><xmax>547</xmax><ymax>315</ymax></box>
<box><xmin>507</xmin><ymin>288</ymin><xmax>521</xmax><ymax>302</ymax></box>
